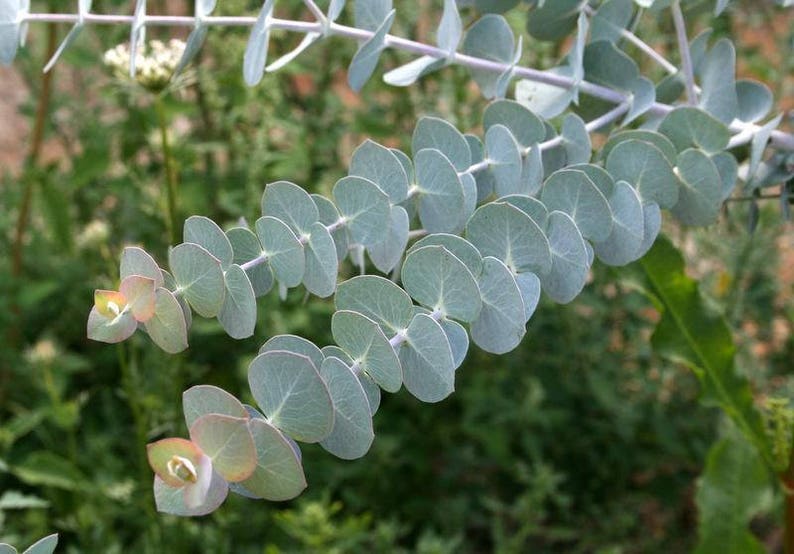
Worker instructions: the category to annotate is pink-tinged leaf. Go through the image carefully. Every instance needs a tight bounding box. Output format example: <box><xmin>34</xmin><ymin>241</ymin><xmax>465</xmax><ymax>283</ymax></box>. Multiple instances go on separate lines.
<box><xmin>183</xmin><ymin>385</ymin><xmax>248</xmax><ymax>430</ymax></box>
<box><xmin>189</xmin><ymin>414</ymin><xmax>256</xmax><ymax>482</ymax></box>
<box><xmin>119</xmin><ymin>275</ymin><xmax>157</xmax><ymax>322</ymax></box>
<box><xmin>235</xmin><ymin>418</ymin><xmax>307</xmax><ymax>501</ymax></box>
<box><xmin>143</xmin><ymin>288</ymin><xmax>188</xmax><ymax>354</ymax></box>
<box><xmin>86</xmin><ymin>306</ymin><xmax>137</xmax><ymax>344</ymax></box>
<box><xmin>94</xmin><ymin>290</ymin><xmax>127</xmax><ymax>319</ymax></box>
<box><xmin>183</xmin><ymin>454</ymin><xmax>213</xmax><ymax>509</ymax></box>
<box><xmin>154</xmin><ymin>472</ymin><xmax>228</xmax><ymax>517</ymax></box>
<box><xmin>146</xmin><ymin>437</ymin><xmax>204</xmax><ymax>488</ymax></box>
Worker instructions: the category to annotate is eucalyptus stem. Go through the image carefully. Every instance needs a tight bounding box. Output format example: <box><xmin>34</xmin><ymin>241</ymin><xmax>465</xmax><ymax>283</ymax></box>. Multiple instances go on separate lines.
<box><xmin>154</xmin><ymin>95</ymin><xmax>179</xmax><ymax>245</ymax></box>
<box><xmin>671</xmin><ymin>0</ymin><xmax>698</xmax><ymax>105</ymax></box>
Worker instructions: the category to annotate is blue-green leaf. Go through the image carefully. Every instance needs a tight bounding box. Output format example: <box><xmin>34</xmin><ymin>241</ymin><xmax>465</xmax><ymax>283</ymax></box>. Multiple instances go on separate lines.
<box><xmin>184</xmin><ymin>215</ymin><xmax>234</xmax><ymax>269</ymax></box>
<box><xmin>349</xmin><ymin>139</ymin><xmax>409</xmax><ymax>203</ymax></box>
<box><xmin>183</xmin><ymin>385</ymin><xmax>248</xmax><ymax>430</ymax></box>
<box><xmin>409</xmin><ymin>233</ymin><xmax>483</xmax><ymax>278</ymax></box>
<box><xmin>670</xmin><ymin>149</ymin><xmax>723</xmax><ymax>226</ymax></box>
<box><xmin>606</xmin><ymin>139</ymin><xmax>679</xmax><ymax>208</ymax></box>
<box><xmin>541</xmin><ymin>169</ymin><xmax>613</xmax><ymax>243</ymax></box>
<box><xmin>255</xmin><ymin>216</ymin><xmax>305</xmax><ymax>288</ymax></box>
<box><xmin>261</xmin><ymin>181</ymin><xmax>319</xmax><ymax>237</ymax></box>
<box><xmin>538</xmin><ymin>211</ymin><xmax>589</xmax><ymax>303</ymax></box>
<box><xmin>398</xmin><ymin>313</ymin><xmax>455</xmax><ymax>402</ymax></box>
<box><xmin>0</xmin><ymin>0</ymin><xmax>21</xmax><ymax>65</ymax></box>
<box><xmin>312</xmin><ymin>194</ymin><xmax>349</xmax><ymax>263</ymax></box>
<box><xmin>515</xmin><ymin>272</ymin><xmax>541</xmax><ymax>323</ymax></box>
<box><xmin>412</xmin><ymin>117</ymin><xmax>471</xmax><ymax>172</ymax></box>
<box><xmin>319</xmin><ymin>357</ymin><xmax>374</xmax><ymax>459</ymax></box>
<box><xmin>260</xmin><ymin>335</ymin><xmax>324</xmax><ymax>368</ymax></box>
<box><xmin>367</xmin><ymin>205</ymin><xmax>409</xmax><ymax>274</ymax></box>
<box><xmin>437</xmin><ymin>0</ymin><xmax>462</xmax><ymax>54</ymax></box>
<box><xmin>461</xmin><ymin>14</ymin><xmax>514</xmax><ymax>98</ymax></box>
<box><xmin>226</xmin><ymin>227</ymin><xmax>274</xmax><ymax>297</ymax></box>
<box><xmin>486</xmin><ymin>124</ymin><xmax>523</xmax><ymax>197</ymax></box>
<box><xmin>401</xmin><ymin>245</ymin><xmax>482</xmax><ymax>322</ymax></box>
<box><xmin>466</xmin><ymin>202</ymin><xmax>551</xmax><ymax>274</ymax></box>
<box><xmin>333</xmin><ymin>176</ymin><xmax>391</xmax><ymax>247</ymax></box>
<box><xmin>354</xmin><ymin>0</ymin><xmax>392</xmax><ymax>31</ymax></box>
<box><xmin>348</xmin><ymin>10</ymin><xmax>395</xmax><ymax>92</ymax></box>
<box><xmin>218</xmin><ymin>264</ymin><xmax>257</xmax><ymax>339</ymax></box>
<box><xmin>169</xmin><ymin>243</ymin><xmax>226</xmax><ymax>318</ymax></box>
<box><xmin>335</xmin><ymin>275</ymin><xmax>413</xmax><ymax>335</ymax></box>
<box><xmin>561</xmin><ymin>113</ymin><xmax>591</xmax><ymax>165</ymax></box>
<box><xmin>248</xmin><ymin>350</ymin><xmax>334</xmax><ymax>442</ymax></box>
<box><xmin>470</xmin><ymin>257</ymin><xmax>525</xmax><ymax>354</ymax></box>
<box><xmin>414</xmin><ymin>149</ymin><xmax>465</xmax><ymax>233</ymax></box>
<box><xmin>120</xmin><ymin>246</ymin><xmax>164</xmax><ymax>288</ymax></box>
<box><xmin>699</xmin><ymin>38</ymin><xmax>738</xmax><ymax>125</ymax></box>
<box><xmin>22</xmin><ymin>534</ymin><xmax>58</xmax><ymax>554</ymax></box>
<box><xmin>593</xmin><ymin>181</ymin><xmax>645</xmax><ymax>266</ymax></box>
<box><xmin>658</xmin><ymin>107</ymin><xmax>729</xmax><ymax>153</ymax></box>
<box><xmin>304</xmin><ymin>222</ymin><xmax>338</xmax><ymax>298</ymax></box>
<box><xmin>235</xmin><ymin>419</ymin><xmax>306</xmax><ymax>501</ymax></box>
<box><xmin>243</xmin><ymin>0</ymin><xmax>275</xmax><ymax>86</ymax></box>
<box><xmin>483</xmin><ymin>99</ymin><xmax>546</xmax><ymax>149</ymax></box>
<box><xmin>331</xmin><ymin>310</ymin><xmax>402</xmax><ymax>393</ymax></box>
<box><xmin>144</xmin><ymin>288</ymin><xmax>189</xmax><ymax>353</ymax></box>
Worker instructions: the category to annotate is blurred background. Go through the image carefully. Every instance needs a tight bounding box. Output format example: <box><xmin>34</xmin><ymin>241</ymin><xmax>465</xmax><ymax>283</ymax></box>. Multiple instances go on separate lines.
<box><xmin>0</xmin><ymin>1</ymin><xmax>792</xmax><ymax>552</ymax></box>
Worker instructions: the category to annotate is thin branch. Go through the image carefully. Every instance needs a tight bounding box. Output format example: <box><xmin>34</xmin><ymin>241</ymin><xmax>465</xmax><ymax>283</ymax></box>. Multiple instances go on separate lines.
<box><xmin>583</xmin><ymin>5</ymin><xmax>679</xmax><ymax>75</ymax></box>
<box><xmin>18</xmin><ymin>11</ymin><xmax>794</xmax><ymax>152</ymax></box>
<box><xmin>302</xmin><ymin>0</ymin><xmax>327</xmax><ymax>25</ymax></box>
<box><xmin>671</xmin><ymin>0</ymin><xmax>698</xmax><ymax>105</ymax></box>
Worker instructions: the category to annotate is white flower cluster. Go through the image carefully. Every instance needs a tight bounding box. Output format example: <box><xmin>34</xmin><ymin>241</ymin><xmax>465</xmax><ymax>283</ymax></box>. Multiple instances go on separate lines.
<box><xmin>103</xmin><ymin>39</ymin><xmax>186</xmax><ymax>92</ymax></box>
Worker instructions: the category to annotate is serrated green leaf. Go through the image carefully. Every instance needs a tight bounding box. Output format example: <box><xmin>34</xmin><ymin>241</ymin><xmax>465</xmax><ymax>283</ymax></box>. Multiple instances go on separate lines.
<box><xmin>694</xmin><ymin>430</ymin><xmax>770</xmax><ymax>554</ymax></box>
<box><xmin>627</xmin><ymin>236</ymin><xmax>770</xmax><ymax>462</ymax></box>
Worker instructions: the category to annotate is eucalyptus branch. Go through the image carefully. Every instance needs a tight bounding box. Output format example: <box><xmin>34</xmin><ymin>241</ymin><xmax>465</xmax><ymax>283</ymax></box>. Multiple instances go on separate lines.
<box><xmin>671</xmin><ymin>0</ymin><xmax>698</xmax><ymax>105</ymax></box>
<box><xmin>16</xmin><ymin>10</ymin><xmax>794</xmax><ymax>152</ymax></box>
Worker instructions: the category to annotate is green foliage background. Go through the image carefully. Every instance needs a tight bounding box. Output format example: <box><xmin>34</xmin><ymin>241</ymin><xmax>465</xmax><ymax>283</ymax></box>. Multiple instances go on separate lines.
<box><xmin>1</xmin><ymin>1</ymin><xmax>792</xmax><ymax>552</ymax></box>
